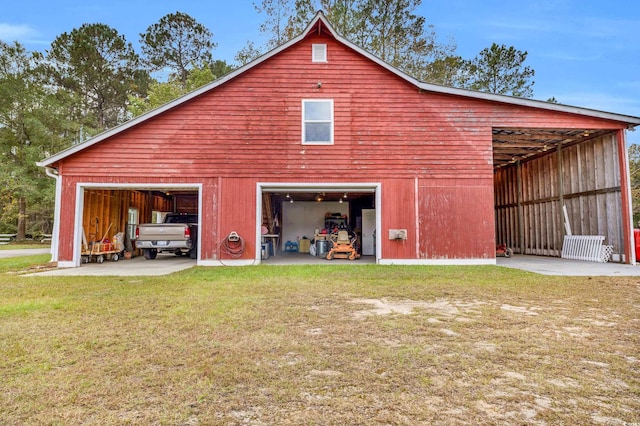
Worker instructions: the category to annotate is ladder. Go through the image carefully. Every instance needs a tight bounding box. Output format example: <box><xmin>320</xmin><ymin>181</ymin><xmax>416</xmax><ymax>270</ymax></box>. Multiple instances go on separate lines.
<box><xmin>262</xmin><ymin>193</ymin><xmax>274</xmax><ymax>233</ymax></box>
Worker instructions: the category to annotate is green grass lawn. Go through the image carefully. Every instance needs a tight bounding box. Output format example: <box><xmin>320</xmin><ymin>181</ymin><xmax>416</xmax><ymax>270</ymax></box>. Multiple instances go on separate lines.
<box><xmin>0</xmin><ymin>254</ymin><xmax>53</xmax><ymax>274</ymax></box>
<box><xmin>1</xmin><ymin>259</ymin><xmax>639</xmax><ymax>424</ymax></box>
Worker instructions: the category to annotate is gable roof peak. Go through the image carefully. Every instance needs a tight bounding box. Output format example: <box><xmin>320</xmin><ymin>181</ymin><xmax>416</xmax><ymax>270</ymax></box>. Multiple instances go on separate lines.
<box><xmin>302</xmin><ymin>10</ymin><xmax>337</xmax><ymax>38</ymax></box>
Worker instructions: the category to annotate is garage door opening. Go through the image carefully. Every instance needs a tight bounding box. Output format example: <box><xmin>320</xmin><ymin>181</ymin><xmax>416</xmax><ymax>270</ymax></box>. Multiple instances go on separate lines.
<box><xmin>258</xmin><ymin>184</ymin><xmax>380</xmax><ymax>264</ymax></box>
<box><xmin>76</xmin><ymin>184</ymin><xmax>201</xmax><ymax>267</ymax></box>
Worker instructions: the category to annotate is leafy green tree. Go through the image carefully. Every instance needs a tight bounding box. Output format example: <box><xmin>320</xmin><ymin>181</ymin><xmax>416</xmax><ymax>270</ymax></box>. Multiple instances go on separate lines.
<box><xmin>343</xmin><ymin>0</ymin><xmax>456</xmax><ymax>81</ymax></box>
<box><xmin>250</xmin><ymin>0</ymin><xmax>456</xmax><ymax>82</ymax></box>
<box><xmin>128</xmin><ymin>80</ymin><xmax>183</xmax><ymax>117</ymax></box>
<box><xmin>140</xmin><ymin>12</ymin><xmax>216</xmax><ymax>88</ymax></box>
<box><xmin>0</xmin><ymin>41</ymin><xmax>69</xmax><ymax>238</ymax></box>
<box><xmin>465</xmin><ymin>43</ymin><xmax>535</xmax><ymax>97</ymax></box>
<box><xmin>128</xmin><ymin>64</ymin><xmax>230</xmax><ymax>116</ymax></box>
<box><xmin>235</xmin><ymin>41</ymin><xmax>263</xmax><ymax>66</ymax></box>
<box><xmin>424</xmin><ymin>55</ymin><xmax>470</xmax><ymax>87</ymax></box>
<box><xmin>255</xmin><ymin>0</ymin><xmax>299</xmax><ymax>48</ymax></box>
<box><xmin>209</xmin><ymin>59</ymin><xmax>234</xmax><ymax>79</ymax></box>
<box><xmin>47</xmin><ymin>23</ymin><xmax>147</xmax><ymax>133</ymax></box>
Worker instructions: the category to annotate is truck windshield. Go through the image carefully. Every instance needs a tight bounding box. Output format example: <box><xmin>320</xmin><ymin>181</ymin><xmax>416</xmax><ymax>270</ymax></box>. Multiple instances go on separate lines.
<box><xmin>165</xmin><ymin>215</ymin><xmax>197</xmax><ymax>224</ymax></box>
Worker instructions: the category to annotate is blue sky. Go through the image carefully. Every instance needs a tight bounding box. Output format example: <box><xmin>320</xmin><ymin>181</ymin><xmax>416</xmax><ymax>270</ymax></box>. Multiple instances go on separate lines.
<box><xmin>2</xmin><ymin>0</ymin><xmax>639</xmax><ymax>144</ymax></box>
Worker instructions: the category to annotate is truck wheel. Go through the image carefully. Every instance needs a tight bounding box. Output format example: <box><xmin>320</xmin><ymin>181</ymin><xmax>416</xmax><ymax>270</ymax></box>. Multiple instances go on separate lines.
<box><xmin>189</xmin><ymin>249</ymin><xmax>197</xmax><ymax>259</ymax></box>
<box><xmin>144</xmin><ymin>249</ymin><xmax>158</xmax><ymax>260</ymax></box>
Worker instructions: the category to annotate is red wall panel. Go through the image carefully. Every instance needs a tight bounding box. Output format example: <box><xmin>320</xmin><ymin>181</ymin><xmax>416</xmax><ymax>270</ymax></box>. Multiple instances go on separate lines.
<box><xmin>418</xmin><ymin>179</ymin><xmax>495</xmax><ymax>259</ymax></box>
<box><xmin>216</xmin><ymin>178</ymin><xmax>257</xmax><ymax>260</ymax></box>
<box><xmin>380</xmin><ymin>179</ymin><xmax>417</xmax><ymax>259</ymax></box>
<box><xmin>58</xmin><ymin>177</ymin><xmax>78</xmax><ymax>262</ymax></box>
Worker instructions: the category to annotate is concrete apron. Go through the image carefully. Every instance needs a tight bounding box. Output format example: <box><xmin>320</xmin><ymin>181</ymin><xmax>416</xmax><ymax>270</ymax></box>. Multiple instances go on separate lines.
<box><xmin>496</xmin><ymin>255</ymin><xmax>640</xmax><ymax>276</ymax></box>
<box><xmin>13</xmin><ymin>250</ymin><xmax>640</xmax><ymax>277</ymax></box>
<box><xmin>29</xmin><ymin>253</ymin><xmax>195</xmax><ymax>277</ymax></box>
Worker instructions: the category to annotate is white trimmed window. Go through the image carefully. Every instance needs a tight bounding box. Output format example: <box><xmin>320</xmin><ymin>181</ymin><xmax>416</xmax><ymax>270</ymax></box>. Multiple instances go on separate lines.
<box><xmin>312</xmin><ymin>44</ymin><xmax>327</xmax><ymax>62</ymax></box>
<box><xmin>302</xmin><ymin>99</ymin><xmax>333</xmax><ymax>145</ymax></box>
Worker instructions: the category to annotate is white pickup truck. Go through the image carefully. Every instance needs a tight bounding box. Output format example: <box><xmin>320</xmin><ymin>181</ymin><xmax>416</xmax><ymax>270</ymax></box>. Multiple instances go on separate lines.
<box><xmin>135</xmin><ymin>213</ymin><xmax>198</xmax><ymax>259</ymax></box>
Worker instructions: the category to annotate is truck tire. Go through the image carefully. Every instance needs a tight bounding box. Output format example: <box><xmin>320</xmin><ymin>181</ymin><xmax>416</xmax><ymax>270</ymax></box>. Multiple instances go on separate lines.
<box><xmin>189</xmin><ymin>249</ymin><xmax>197</xmax><ymax>259</ymax></box>
<box><xmin>144</xmin><ymin>249</ymin><xmax>158</xmax><ymax>260</ymax></box>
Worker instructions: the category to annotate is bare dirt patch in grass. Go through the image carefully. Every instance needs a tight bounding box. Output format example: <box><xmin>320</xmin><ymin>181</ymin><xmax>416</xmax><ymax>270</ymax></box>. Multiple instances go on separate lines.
<box><xmin>0</xmin><ymin>265</ymin><xmax>639</xmax><ymax>424</ymax></box>
<box><xmin>345</xmin><ymin>293</ymin><xmax>640</xmax><ymax>424</ymax></box>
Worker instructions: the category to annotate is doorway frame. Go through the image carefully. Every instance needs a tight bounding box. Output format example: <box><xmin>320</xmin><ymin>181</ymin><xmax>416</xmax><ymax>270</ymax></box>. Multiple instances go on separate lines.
<box><xmin>66</xmin><ymin>182</ymin><xmax>203</xmax><ymax>268</ymax></box>
<box><xmin>256</xmin><ymin>182</ymin><xmax>382</xmax><ymax>264</ymax></box>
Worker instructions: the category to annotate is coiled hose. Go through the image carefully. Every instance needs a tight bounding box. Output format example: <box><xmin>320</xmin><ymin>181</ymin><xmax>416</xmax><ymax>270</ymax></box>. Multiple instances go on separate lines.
<box><xmin>220</xmin><ymin>233</ymin><xmax>245</xmax><ymax>258</ymax></box>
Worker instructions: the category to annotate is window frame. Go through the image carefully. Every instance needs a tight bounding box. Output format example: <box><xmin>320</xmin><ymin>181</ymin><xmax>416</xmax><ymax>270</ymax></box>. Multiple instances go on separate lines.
<box><xmin>301</xmin><ymin>99</ymin><xmax>334</xmax><ymax>145</ymax></box>
<box><xmin>127</xmin><ymin>207</ymin><xmax>138</xmax><ymax>241</ymax></box>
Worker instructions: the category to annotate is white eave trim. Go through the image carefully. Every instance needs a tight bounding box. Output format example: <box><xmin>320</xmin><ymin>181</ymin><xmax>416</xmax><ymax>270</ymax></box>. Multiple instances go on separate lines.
<box><xmin>36</xmin><ymin>11</ymin><xmax>640</xmax><ymax>168</ymax></box>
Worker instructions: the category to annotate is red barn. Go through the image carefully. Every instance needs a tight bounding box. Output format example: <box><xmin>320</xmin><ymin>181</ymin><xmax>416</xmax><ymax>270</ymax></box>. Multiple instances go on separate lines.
<box><xmin>38</xmin><ymin>12</ymin><xmax>640</xmax><ymax>268</ymax></box>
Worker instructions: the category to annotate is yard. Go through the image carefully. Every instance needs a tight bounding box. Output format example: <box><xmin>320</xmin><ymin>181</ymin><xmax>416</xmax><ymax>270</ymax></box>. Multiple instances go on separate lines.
<box><xmin>1</xmin><ymin>258</ymin><xmax>639</xmax><ymax>425</ymax></box>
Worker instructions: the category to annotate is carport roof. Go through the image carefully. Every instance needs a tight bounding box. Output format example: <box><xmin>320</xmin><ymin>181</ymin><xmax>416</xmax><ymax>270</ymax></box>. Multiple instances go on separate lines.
<box><xmin>37</xmin><ymin>11</ymin><xmax>640</xmax><ymax>170</ymax></box>
<box><xmin>491</xmin><ymin>127</ymin><xmax>621</xmax><ymax>168</ymax></box>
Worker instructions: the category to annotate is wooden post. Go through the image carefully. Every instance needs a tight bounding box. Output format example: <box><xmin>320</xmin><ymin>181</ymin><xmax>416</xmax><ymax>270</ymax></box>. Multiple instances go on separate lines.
<box><xmin>616</xmin><ymin>129</ymin><xmax>634</xmax><ymax>264</ymax></box>
<box><xmin>557</xmin><ymin>142</ymin><xmax>566</xmax><ymax>249</ymax></box>
<box><xmin>517</xmin><ymin>160</ymin><xmax>524</xmax><ymax>254</ymax></box>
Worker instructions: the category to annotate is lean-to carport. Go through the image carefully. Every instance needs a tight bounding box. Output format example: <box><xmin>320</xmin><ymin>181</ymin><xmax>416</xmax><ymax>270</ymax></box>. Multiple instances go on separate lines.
<box><xmin>493</xmin><ymin>127</ymin><xmax>633</xmax><ymax>263</ymax></box>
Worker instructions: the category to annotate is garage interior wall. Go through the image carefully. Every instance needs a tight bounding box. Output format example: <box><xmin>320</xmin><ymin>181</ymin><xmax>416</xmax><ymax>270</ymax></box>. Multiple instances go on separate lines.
<box><xmin>282</xmin><ymin>201</ymin><xmax>349</xmax><ymax>251</ymax></box>
<box><xmin>82</xmin><ymin>189</ymin><xmax>173</xmax><ymax>248</ymax></box>
<box><xmin>494</xmin><ymin>133</ymin><xmax>624</xmax><ymax>260</ymax></box>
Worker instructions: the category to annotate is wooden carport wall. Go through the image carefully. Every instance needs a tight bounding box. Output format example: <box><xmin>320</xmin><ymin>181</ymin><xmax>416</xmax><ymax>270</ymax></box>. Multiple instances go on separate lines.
<box><xmin>493</xmin><ymin>129</ymin><xmax>633</xmax><ymax>263</ymax></box>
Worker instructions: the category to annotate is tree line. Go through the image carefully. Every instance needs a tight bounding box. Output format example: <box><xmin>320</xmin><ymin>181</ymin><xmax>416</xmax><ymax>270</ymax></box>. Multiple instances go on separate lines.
<box><xmin>244</xmin><ymin>0</ymin><xmax>535</xmax><ymax>97</ymax></box>
<box><xmin>0</xmin><ymin>12</ymin><xmax>233</xmax><ymax>238</ymax></box>
<box><xmin>1</xmin><ymin>0</ymin><xmax>537</xmax><ymax>239</ymax></box>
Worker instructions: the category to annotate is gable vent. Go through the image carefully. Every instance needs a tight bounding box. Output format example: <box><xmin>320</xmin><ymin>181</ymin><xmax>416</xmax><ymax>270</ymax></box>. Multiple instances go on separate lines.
<box><xmin>312</xmin><ymin>44</ymin><xmax>327</xmax><ymax>62</ymax></box>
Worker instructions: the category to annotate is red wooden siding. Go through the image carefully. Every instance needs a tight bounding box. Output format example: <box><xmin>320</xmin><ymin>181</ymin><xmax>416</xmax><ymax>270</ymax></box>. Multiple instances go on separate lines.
<box><xmin>49</xmin><ymin>29</ymin><xmax>634</xmax><ymax>264</ymax></box>
<box><xmin>58</xmin><ymin>34</ymin><xmax>497</xmax><ymax>181</ymax></box>
<box><xmin>59</xmin><ymin>34</ymin><xmax>625</xmax><ymax>183</ymax></box>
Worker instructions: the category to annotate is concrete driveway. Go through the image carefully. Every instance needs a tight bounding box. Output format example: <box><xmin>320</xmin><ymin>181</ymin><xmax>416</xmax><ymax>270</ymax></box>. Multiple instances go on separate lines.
<box><xmin>496</xmin><ymin>255</ymin><xmax>640</xmax><ymax>276</ymax></box>
<box><xmin>28</xmin><ymin>253</ymin><xmax>195</xmax><ymax>276</ymax></box>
